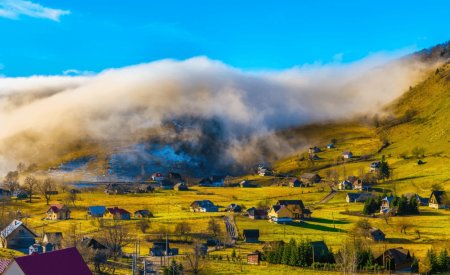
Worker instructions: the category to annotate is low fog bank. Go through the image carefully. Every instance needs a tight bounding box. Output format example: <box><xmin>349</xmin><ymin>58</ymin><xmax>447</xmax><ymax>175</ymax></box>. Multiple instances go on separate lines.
<box><xmin>0</xmin><ymin>55</ymin><xmax>433</xmax><ymax>175</ymax></box>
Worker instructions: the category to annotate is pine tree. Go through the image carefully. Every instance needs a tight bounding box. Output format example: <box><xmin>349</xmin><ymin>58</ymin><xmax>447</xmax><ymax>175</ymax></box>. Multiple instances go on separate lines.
<box><xmin>281</xmin><ymin>240</ymin><xmax>292</xmax><ymax>264</ymax></box>
<box><xmin>378</xmin><ymin>155</ymin><xmax>390</xmax><ymax>180</ymax></box>
<box><xmin>288</xmin><ymin>239</ymin><xmax>299</xmax><ymax>266</ymax></box>
<box><xmin>438</xmin><ymin>249</ymin><xmax>449</xmax><ymax>272</ymax></box>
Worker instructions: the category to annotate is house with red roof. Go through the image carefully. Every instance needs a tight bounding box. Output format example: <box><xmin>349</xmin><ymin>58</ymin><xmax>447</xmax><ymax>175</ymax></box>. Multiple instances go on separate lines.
<box><xmin>106</xmin><ymin>207</ymin><xmax>131</xmax><ymax>220</ymax></box>
<box><xmin>46</xmin><ymin>204</ymin><xmax>71</xmax><ymax>220</ymax></box>
<box><xmin>3</xmin><ymin>247</ymin><xmax>92</xmax><ymax>275</ymax></box>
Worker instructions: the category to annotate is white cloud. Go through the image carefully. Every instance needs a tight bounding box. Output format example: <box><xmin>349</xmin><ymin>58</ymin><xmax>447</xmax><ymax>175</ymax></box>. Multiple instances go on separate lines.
<box><xmin>63</xmin><ymin>69</ymin><xmax>95</xmax><ymax>76</ymax></box>
<box><xmin>0</xmin><ymin>0</ymin><xmax>70</xmax><ymax>21</ymax></box>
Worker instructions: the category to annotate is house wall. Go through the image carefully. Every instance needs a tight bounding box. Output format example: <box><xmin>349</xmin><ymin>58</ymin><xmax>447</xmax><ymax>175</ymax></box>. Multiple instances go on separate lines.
<box><xmin>4</xmin><ymin>261</ymin><xmax>25</xmax><ymax>275</ymax></box>
<box><xmin>7</xmin><ymin>227</ymin><xmax>36</xmax><ymax>251</ymax></box>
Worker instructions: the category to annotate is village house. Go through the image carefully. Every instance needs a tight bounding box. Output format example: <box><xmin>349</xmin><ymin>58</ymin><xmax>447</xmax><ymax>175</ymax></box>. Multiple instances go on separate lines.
<box><xmin>106</xmin><ymin>207</ymin><xmax>131</xmax><ymax>220</ymax></box>
<box><xmin>0</xmin><ymin>220</ymin><xmax>37</xmax><ymax>253</ymax></box>
<box><xmin>80</xmin><ymin>237</ymin><xmax>107</xmax><ymax>251</ymax></box>
<box><xmin>346</xmin><ymin>192</ymin><xmax>375</xmax><ymax>203</ymax></box>
<box><xmin>174</xmin><ymin>182</ymin><xmax>188</xmax><ymax>191</ymax></box>
<box><xmin>370</xmin><ymin>161</ymin><xmax>381</xmax><ymax>172</ymax></box>
<box><xmin>243</xmin><ymin>229</ymin><xmax>260</xmax><ymax>243</ymax></box>
<box><xmin>342</xmin><ymin>151</ymin><xmax>353</xmax><ymax>159</ymax></box>
<box><xmin>150</xmin><ymin>241</ymin><xmax>178</xmax><ymax>256</ymax></box>
<box><xmin>429</xmin><ymin>190</ymin><xmax>448</xmax><ymax>209</ymax></box>
<box><xmin>46</xmin><ymin>204</ymin><xmax>71</xmax><ymax>220</ymax></box>
<box><xmin>257</xmin><ymin>166</ymin><xmax>272</xmax><ymax>176</ymax></box>
<box><xmin>198</xmin><ymin>176</ymin><xmax>225</xmax><ymax>187</ymax></box>
<box><xmin>268</xmin><ymin>205</ymin><xmax>292</xmax><ymax>223</ymax></box>
<box><xmin>375</xmin><ymin>247</ymin><xmax>413</xmax><ymax>271</ymax></box>
<box><xmin>159</xmin><ymin>179</ymin><xmax>175</xmax><ymax>190</ymax></box>
<box><xmin>327</xmin><ymin>143</ymin><xmax>335</xmax><ymax>149</ymax></box>
<box><xmin>28</xmin><ymin>243</ymin><xmax>44</xmax><ymax>255</ymax></box>
<box><xmin>2</xmin><ymin>247</ymin><xmax>92</xmax><ymax>275</ymax></box>
<box><xmin>134</xmin><ymin>209</ymin><xmax>152</xmax><ymax>218</ymax></box>
<box><xmin>308</xmin><ymin>146</ymin><xmax>321</xmax><ymax>154</ymax></box>
<box><xmin>300</xmin><ymin>173</ymin><xmax>321</xmax><ymax>184</ymax></box>
<box><xmin>87</xmin><ymin>206</ymin><xmax>106</xmax><ymax>218</ymax></box>
<box><xmin>351</xmin><ymin>179</ymin><xmax>368</xmax><ymax>191</ymax></box>
<box><xmin>368</xmin><ymin>227</ymin><xmax>386</xmax><ymax>241</ymax></box>
<box><xmin>247</xmin><ymin>251</ymin><xmax>262</xmax><ymax>265</ymax></box>
<box><xmin>42</xmin><ymin>232</ymin><xmax>63</xmax><ymax>251</ymax></box>
<box><xmin>151</xmin><ymin>172</ymin><xmax>165</xmax><ymax>181</ymax></box>
<box><xmin>289</xmin><ymin>178</ymin><xmax>307</xmax><ymax>188</ymax></box>
<box><xmin>240</xmin><ymin>180</ymin><xmax>257</xmax><ymax>188</ymax></box>
<box><xmin>338</xmin><ymin>180</ymin><xmax>353</xmax><ymax>190</ymax></box>
<box><xmin>277</xmin><ymin>200</ymin><xmax>312</xmax><ymax>220</ymax></box>
<box><xmin>247</xmin><ymin>207</ymin><xmax>268</xmax><ymax>220</ymax></box>
<box><xmin>227</xmin><ymin>203</ymin><xmax>242</xmax><ymax>213</ymax></box>
<box><xmin>190</xmin><ymin>200</ymin><xmax>219</xmax><ymax>212</ymax></box>
<box><xmin>0</xmin><ymin>188</ymin><xmax>11</xmax><ymax>198</ymax></box>
<box><xmin>380</xmin><ymin>196</ymin><xmax>394</xmax><ymax>214</ymax></box>
<box><xmin>104</xmin><ymin>183</ymin><xmax>130</xmax><ymax>195</ymax></box>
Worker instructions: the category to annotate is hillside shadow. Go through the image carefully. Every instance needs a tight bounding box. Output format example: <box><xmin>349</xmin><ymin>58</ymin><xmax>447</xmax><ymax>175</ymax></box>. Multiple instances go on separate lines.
<box><xmin>287</xmin><ymin>222</ymin><xmax>345</xmax><ymax>233</ymax></box>
<box><xmin>395</xmin><ymin>175</ymin><xmax>427</xmax><ymax>182</ymax></box>
<box><xmin>311</xmin><ymin>217</ymin><xmax>349</xmax><ymax>225</ymax></box>
<box><xmin>386</xmin><ymin>238</ymin><xmax>413</xmax><ymax>244</ymax></box>
<box><xmin>417</xmin><ymin>211</ymin><xmax>446</xmax><ymax>216</ymax></box>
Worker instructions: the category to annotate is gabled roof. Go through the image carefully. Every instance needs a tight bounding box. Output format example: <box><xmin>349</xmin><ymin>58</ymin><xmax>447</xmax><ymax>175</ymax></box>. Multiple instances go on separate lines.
<box><xmin>107</xmin><ymin>207</ymin><xmax>130</xmax><ymax>216</ymax></box>
<box><xmin>0</xmin><ymin>259</ymin><xmax>12</xmax><ymax>273</ymax></box>
<box><xmin>430</xmin><ymin>191</ymin><xmax>447</xmax><ymax>204</ymax></box>
<box><xmin>277</xmin><ymin>200</ymin><xmax>305</xmax><ymax>209</ymax></box>
<box><xmin>1</xmin><ymin>219</ymin><xmax>37</xmax><ymax>239</ymax></box>
<box><xmin>87</xmin><ymin>206</ymin><xmax>106</xmax><ymax>215</ymax></box>
<box><xmin>191</xmin><ymin>200</ymin><xmax>216</xmax><ymax>208</ymax></box>
<box><xmin>271</xmin><ymin>205</ymin><xmax>282</xmax><ymax>213</ymax></box>
<box><xmin>347</xmin><ymin>193</ymin><xmax>360</xmax><ymax>200</ymax></box>
<box><xmin>43</xmin><ymin>232</ymin><xmax>63</xmax><ymax>244</ymax></box>
<box><xmin>48</xmin><ymin>204</ymin><xmax>69</xmax><ymax>213</ymax></box>
<box><xmin>376</xmin><ymin>247</ymin><xmax>411</xmax><ymax>264</ymax></box>
<box><xmin>243</xmin><ymin>229</ymin><xmax>260</xmax><ymax>238</ymax></box>
<box><xmin>80</xmin><ymin>237</ymin><xmax>107</xmax><ymax>250</ymax></box>
<box><xmin>13</xmin><ymin>247</ymin><xmax>92</xmax><ymax>275</ymax></box>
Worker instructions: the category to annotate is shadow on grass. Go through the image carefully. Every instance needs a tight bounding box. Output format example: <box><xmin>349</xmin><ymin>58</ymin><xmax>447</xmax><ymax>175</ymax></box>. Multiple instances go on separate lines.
<box><xmin>311</xmin><ymin>217</ymin><xmax>349</xmax><ymax>225</ymax></box>
<box><xmin>395</xmin><ymin>175</ymin><xmax>427</xmax><ymax>182</ymax></box>
<box><xmin>287</xmin><ymin>222</ymin><xmax>346</xmax><ymax>233</ymax></box>
<box><xmin>386</xmin><ymin>238</ymin><xmax>413</xmax><ymax>244</ymax></box>
<box><xmin>415</xmin><ymin>211</ymin><xmax>447</xmax><ymax>216</ymax></box>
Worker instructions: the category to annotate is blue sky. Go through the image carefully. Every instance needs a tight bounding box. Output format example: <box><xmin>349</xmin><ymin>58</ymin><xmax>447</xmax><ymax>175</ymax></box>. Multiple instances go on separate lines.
<box><xmin>0</xmin><ymin>0</ymin><xmax>449</xmax><ymax>76</ymax></box>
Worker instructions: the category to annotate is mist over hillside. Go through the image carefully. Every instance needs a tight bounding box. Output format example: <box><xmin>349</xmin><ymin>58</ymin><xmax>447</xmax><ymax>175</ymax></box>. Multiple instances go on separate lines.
<box><xmin>0</xmin><ymin>53</ymin><xmax>437</xmax><ymax>177</ymax></box>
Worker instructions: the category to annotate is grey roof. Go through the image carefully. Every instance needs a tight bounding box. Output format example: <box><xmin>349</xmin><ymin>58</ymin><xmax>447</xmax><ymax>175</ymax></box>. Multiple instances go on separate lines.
<box><xmin>1</xmin><ymin>219</ymin><xmax>37</xmax><ymax>239</ymax></box>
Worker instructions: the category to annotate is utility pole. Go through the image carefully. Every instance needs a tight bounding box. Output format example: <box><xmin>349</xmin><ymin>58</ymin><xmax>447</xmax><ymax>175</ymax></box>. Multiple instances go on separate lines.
<box><xmin>332</xmin><ymin>212</ymin><xmax>335</xmax><ymax>229</ymax></box>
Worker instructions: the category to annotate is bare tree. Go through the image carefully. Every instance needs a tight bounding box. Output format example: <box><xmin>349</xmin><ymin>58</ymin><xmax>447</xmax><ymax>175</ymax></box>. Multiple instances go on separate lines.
<box><xmin>353</xmin><ymin>219</ymin><xmax>372</xmax><ymax>238</ymax></box>
<box><xmin>174</xmin><ymin>221</ymin><xmax>191</xmax><ymax>242</ymax></box>
<box><xmin>23</xmin><ymin>176</ymin><xmax>38</xmax><ymax>203</ymax></box>
<box><xmin>3</xmin><ymin>171</ymin><xmax>19</xmax><ymax>193</ymax></box>
<box><xmin>208</xmin><ymin>217</ymin><xmax>221</xmax><ymax>239</ymax></box>
<box><xmin>16</xmin><ymin>163</ymin><xmax>26</xmax><ymax>173</ymax></box>
<box><xmin>99</xmin><ymin>220</ymin><xmax>134</xmax><ymax>260</ymax></box>
<box><xmin>335</xmin><ymin>240</ymin><xmax>359</xmax><ymax>274</ymax></box>
<box><xmin>66</xmin><ymin>190</ymin><xmax>78</xmax><ymax>207</ymax></box>
<box><xmin>185</xmin><ymin>242</ymin><xmax>203</xmax><ymax>275</ymax></box>
<box><xmin>136</xmin><ymin>219</ymin><xmax>150</xmax><ymax>233</ymax></box>
<box><xmin>38</xmin><ymin>178</ymin><xmax>55</xmax><ymax>205</ymax></box>
<box><xmin>63</xmin><ymin>223</ymin><xmax>79</xmax><ymax>248</ymax></box>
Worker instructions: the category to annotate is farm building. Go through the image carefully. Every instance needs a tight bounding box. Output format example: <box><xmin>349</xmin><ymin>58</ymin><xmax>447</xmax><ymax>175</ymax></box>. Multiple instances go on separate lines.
<box><xmin>150</xmin><ymin>241</ymin><xmax>178</xmax><ymax>256</ymax></box>
<box><xmin>106</xmin><ymin>207</ymin><xmax>131</xmax><ymax>220</ymax></box>
<box><xmin>174</xmin><ymin>182</ymin><xmax>188</xmax><ymax>191</ymax></box>
<box><xmin>190</xmin><ymin>200</ymin><xmax>219</xmax><ymax>212</ymax></box>
<box><xmin>46</xmin><ymin>204</ymin><xmax>71</xmax><ymax>220</ymax></box>
<box><xmin>346</xmin><ymin>192</ymin><xmax>375</xmax><ymax>203</ymax></box>
<box><xmin>247</xmin><ymin>208</ymin><xmax>268</xmax><ymax>220</ymax></box>
<box><xmin>42</xmin><ymin>232</ymin><xmax>63</xmax><ymax>251</ymax></box>
<box><xmin>198</xmin><ymin>176</ymin><xmax>225</xmax><ymax>187</ymax></box>
<box><xmin>380</xmin><ymin>196</ymin><xmax>394</xmax><ymax>214</ymax></box>
<box><xmin>277</xmin><ymin>200</ymin><xmax>312</xmax><ymax>220</ymax></box>
<box><xmin>242</xmin><ymin>229</ymin><xmax>260</xmax><ymax>243</ymax></box>
<box><xmin>289</xmin><ymin>178</ymin><xmax>307</xmax><ymax>187</ymax></box>
<box><xmin>342</xmin><ymin>151</ymin><xmax>353</xmax><ymax>159</ymax></box>
<box><xmin>368</xmin><ymin>227</ymin><xmax>386</xmax><ymax>241</ymax></box>
<box><xmin>151</xmin><ymin>172</ymin><xmax>165</xmax><ymax>181</ymax></box>
<box><xmin>134</xmin><ymin>210</ymin><xmax>152</xmax><ymax>218</ymax></box>
<box><xmin>227</xmin><ymin>203</ymin><xmax>242</xmax><ymax>213</ymax></box>
<box><xmin>375</xmin><ymin>247</ymin><xmax>412</xmax><ymax>271</ymax></box>
<box><xmin>268</xmin><ymin>205</ymin><xmax>292</xmax><ymax>223</ymax></box>
<box><xmin>247</xmin><ymin>251</ymin><xmax>262</xmax><ymax>265</ymax></box>
<box><xmin>429</xmin><ymin>190</ymin><xmax>448</xmax><ymax>209</ymax></box>
<box><xmin>0</xmin><ymin>220</ymin><xmax>37</xmax><ymax>253</ymax></box>
<box><xmin>338</xmin><ymin>180</ymin><xmax>353</xmax><ymax>190</ymax></box>
<box><xmin>87</xmin><ymin>206</ymin><xmax>106</xmax><ymax>218</ymax></box>
<box><xmin>300</xmin><ymin>173</ymin><xmax>321</xmax><ymax>184</ymax></box>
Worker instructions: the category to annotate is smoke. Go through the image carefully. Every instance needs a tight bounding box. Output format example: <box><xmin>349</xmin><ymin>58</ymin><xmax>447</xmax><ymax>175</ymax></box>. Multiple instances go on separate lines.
<box><xmin>0</xmin><ymin>54</ymin><xmax>431</xmax><ymax>175</ymax></box>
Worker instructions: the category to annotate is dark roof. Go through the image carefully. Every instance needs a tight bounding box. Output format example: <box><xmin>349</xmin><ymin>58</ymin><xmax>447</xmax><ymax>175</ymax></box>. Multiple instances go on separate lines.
<box><xmin>271</xmin><ymin>205</ymin><xmax>282</xmax><ymax>212</ymax></box>
<box><xmin>80</xmin><ymin>237</ymin><xmax>107</xmax><ymax>250</ymax></box>
<box><xmin>134</xmin><ymin>210</ymin><xmax>151</xmax><ymax>216</ymax></box>
<box><xmin>48</xmin><ymin>204</ymin><xmax>69</xmax><ymax>213</ymax></box>
<box><xmin>277</xmin><ymin>200</ymin><xmax>305</xmax><ymax>209</ymax></box>
<box><xmin>107</xmin><ymin>207</ymin><xmax>130</xmax><ymax>216</ymax></box>
<box><xmin>376</xmin><ymin>247</ymin><xmax>411</xmax><ymax>264</ymax></box>
<box><xmin>87</xmin><ymin>206</ymin><xmax>106</xmax><ymax>215</ymax></box>
<box><xmin>14</xmin><ymin>247</ymin><xmax>92</xmax><ymax>275</ymax></box>
<box><xmin>247</xmin><ymin>208</ymin><xmax>267</xmax><ymax>216</ymax></box>
<box><xmin>0</xmin><ymin>259</ymin><xmax>11</xmax><ymax>273</ymax></box>
<box><xmin>430</xmin><ymin>191</ymin><xmax>447</xmax><ymax>204</ymax></box>
<box><xmin>44</xmin><ymin>232</ymin><xmax>63</xmax><ymax>244</ymax></box>
<box><xmin>243</xmin><ymin>229</ymin><xmax>260</xmax><ymax>238</ymax></box>
<box><xmin>191</xmin><ymin>200</ymin><xmax>216</xmax><ymax>208</ymax></box>
<box><xmin>347</xmin><ymin>193</ymin><xmax>360</xmax><ymax>200</ymax></box>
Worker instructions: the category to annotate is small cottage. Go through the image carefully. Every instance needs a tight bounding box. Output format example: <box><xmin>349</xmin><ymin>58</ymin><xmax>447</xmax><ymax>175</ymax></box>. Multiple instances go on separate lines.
<box><xmin>227</xmin><ymin>203</ymin><xmax>242</xmax><ymax>213</ymax></box>
<box><xmin>327</xmin><ymin>143</ymin><xmax>334</xmax><ymax>149</ymax></box>
<box><xmin>375</xmin><ymin>247</ymin><xmax>412</xmax><ymax>271</ymax></box>
<box><xmin>429</xmin><ymin>190</ymin><xmax>448</xmax><ymax>209</ymax></box>
<box><xmin>309</xmin><ymin>146</ymin><xmax>321</xmax><ymax>154</ymax></box>
<box><xmin>106</xmin><ymin>207</ymin><xmax>131</xmax><ymax>220</ymax></box>
<box><xmin>338</xmin><ymin>180</ymin><xmax>353</xmax><ymax>190</ymax></box>
<box><xmin>190</xmin><ymin>200</ymin><xmax>219</xmax><ymax>212</ymax></box>
<box><xmin>289</xmin><ymin>178</ymin><xmax>307</xmax><ymax>187</ymax></box>
<box><xmin>46</xmin><ymin>204</ymin><xmax>71</xmax><ymax>220</ymax></box>
<box><xmin>268</xmin><ymin>205</ymin><xmax>292</xmax><ymax>223</ymax></box>
<box><xmin>247</xmin><ymin>208</ymin><xmax>268</xmax><ymax>220</ymax></box>
<box><xmin>28</xmin><ymin>243</ymin><xmax>44</xmax><ymax>255</ymax></box>
<box><xmin>247</xmin><ymin>251</ymin><xmax>262</xmax><ymax>265</ymax></box>
<box><xmin>368</xmin><ymin>227</ymin><xmax>386</xmax><ymax>241</ymax></box>
<box><xmin>380</xmin><ymin>196</ymin><xmax>394</xmax><ymax>214</ymax></box>
<box><xmin>346</xmin><ymin>192</ymin><xmax>375</xmax><ymax>203</ymax></box>
<box><xmin>0</xmin><ymin>220</ymin><xmax>37</xmax><ymax>253</ymax></box>
<box><xmin>257</xmin><ymin>166</ymin><xmax>272</xmax><ymax>176</ymax></box>
<box><xmin>42</xmin><ymin>232</ymin><xmax>63</xmax><ymax>251</ymax></box>
<box><xmin>240</xmin><ymin>180</ymin><xmax>257</xmax><ymax>188</ymax></box>
<box><xmin>198</xmin><ymin>176</ymin><xmax>225</xmax><ymax>187</ymax></box>
<box><xmin>151</xmin><ymin>172</ymin><xmax>165</xmax><ymax>181</ymax></box>
<box><xmin>174</xmin><ymin>182</ymin><xmax>188</xmax><ymax>191</ymax></box>
<box><xmin>277</xmin><ymin>200</ymin><xmax>312</xmax><ymax>219</ymax></box>
<box><xmin>87</xmin><ymin>206</ymin><xmax>106</xmax><ymax>218</ymax></box>
<box><xmin>370</xmin><ymin>161</ymin><xmax>381</xmax><ymax>172</ymax></box>
<box><xmin>134</xmin><ymin>210</ymin><xmax>152</xmax><ymax>218</ymax></box>
<box><xmin>243</xmin><ymin>229</ymin><xmax>260</xmax><ymax>243</ymax></box>
<box><xmin>80</xmin><ymin>237</ymin><xmax>107</xmax><ymax>251</ymax></box>
<box><xmin>300</xmin><ymin>173</ymin><xmax>321</xmax><ymax>184</ymax></box>
<box><xmin>150</xmin><ymin>241</ymin><xmax>178</xmax><ymax>256</ymax></box>
<box><xmin>342</xmin><ymin>151</ymin><xmax>353</xmax><ymax>159</ymax></box>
